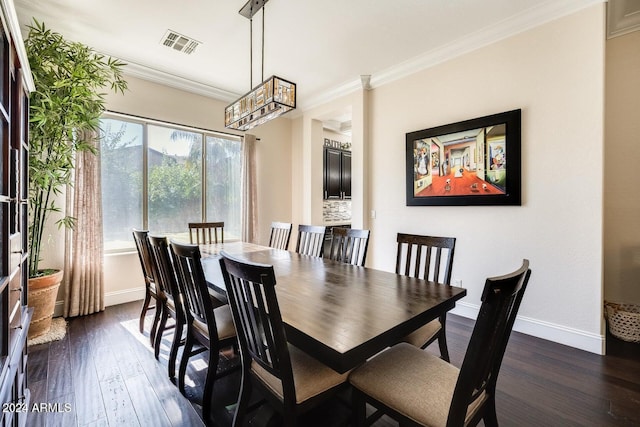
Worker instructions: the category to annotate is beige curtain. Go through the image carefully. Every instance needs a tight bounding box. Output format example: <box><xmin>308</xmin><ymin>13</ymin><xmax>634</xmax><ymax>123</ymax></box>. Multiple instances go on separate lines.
<box><xmin>63</xmin><ymin>130</ymin><xmax>105</xmax><ymax>317</ymax></box>
<box><xmin>241</xmin><ymin>134</ymin><xmax>258</xmax><ymax>243</ymax></box>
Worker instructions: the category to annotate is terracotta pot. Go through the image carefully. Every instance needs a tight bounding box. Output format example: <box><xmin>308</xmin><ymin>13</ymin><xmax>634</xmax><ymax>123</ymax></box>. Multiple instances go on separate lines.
<box><xmin>28</xmin><ymin>270</ymin><xmax>64</xmax><ymax>339</ymax></box>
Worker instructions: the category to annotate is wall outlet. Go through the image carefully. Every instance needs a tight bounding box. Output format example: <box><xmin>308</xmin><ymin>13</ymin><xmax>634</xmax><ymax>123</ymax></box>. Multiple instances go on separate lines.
<box><xmin>370</xmin><ymin>210</ymin><xmax>376</xmax><ymax>219</ymax></box>
<box><xmin>454</xmin><ymin>279</ymin><xmax>462</xmax><ymax>286</ymax></box>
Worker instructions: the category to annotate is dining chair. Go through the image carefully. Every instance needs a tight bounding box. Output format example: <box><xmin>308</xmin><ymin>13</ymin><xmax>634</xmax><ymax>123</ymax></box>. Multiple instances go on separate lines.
<box><xmin>295</xmin><ymin>224</ymin><xmax>327</xmax><ymax>257</ymax></box>
<box><xmin>269</xmin><ymin>221</ymin><xmax>293</xmax><ymax>250</ymax></box>
<box><xmin>188</xmin><ymin>221</ymin><xmax>224</xmax><ymax>245</ymax></box>
<box><xmin>219</xmin><ymin>251</ymin><xmax>350</xmax><ymax>427</ymax></box>
<box><xmin>396</xmin><ymin>233</ymin><xmax>456</xmax><ymax>361</ymax></box>
<box><xmin>349</xmin><ymin>260</ymin><xmax>531</xmax><ymax>427</ymax></box>
<box><xmin>326</xmin><ymin>227</ymin><xmax>370</xmax><ymax>267</ymax></box>
<box><xmin>170</xmin><ymin>240</ymin><xmax>237</xmax><ymax>423</ymax></box>
<box><xmin>147</xmin><ymin>235</ymin><xmax>186</xmax><ymax>380</ymax></box>
<box><xmin>132</xmin><ymin>229</ymin><xmax>161</xmax><ymax>346</ymax></box>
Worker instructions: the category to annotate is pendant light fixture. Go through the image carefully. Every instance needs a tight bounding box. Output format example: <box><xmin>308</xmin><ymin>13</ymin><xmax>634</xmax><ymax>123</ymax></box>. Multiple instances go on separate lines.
<box><xmin>224</xmin><ymin>0</ymin><xmax>296</xmax><ymax>131</ymax></box>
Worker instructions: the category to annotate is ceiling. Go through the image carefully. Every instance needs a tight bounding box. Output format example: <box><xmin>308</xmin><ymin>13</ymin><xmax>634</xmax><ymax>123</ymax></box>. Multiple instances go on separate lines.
<box><xmin>14</xmin><ymin>0</ymin><xmax>605</xmax><ymax>114</ymax></box>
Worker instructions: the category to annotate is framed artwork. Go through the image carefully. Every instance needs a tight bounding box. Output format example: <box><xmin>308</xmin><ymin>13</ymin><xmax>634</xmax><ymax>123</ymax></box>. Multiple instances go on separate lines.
<box><xmin>405</xmin><ymin>109</ymin><xmax>521</xmax><ymax>206</ymax></box>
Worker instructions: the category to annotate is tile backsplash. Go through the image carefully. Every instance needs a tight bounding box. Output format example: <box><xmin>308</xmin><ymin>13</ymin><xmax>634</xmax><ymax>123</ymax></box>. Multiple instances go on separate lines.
<box><xmin>323</xmin><ymin>200</ymin><xmax>352</xmax><ymax>222</ymax></box>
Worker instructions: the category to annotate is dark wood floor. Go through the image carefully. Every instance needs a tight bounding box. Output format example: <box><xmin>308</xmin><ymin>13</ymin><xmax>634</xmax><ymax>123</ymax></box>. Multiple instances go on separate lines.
<box><xmin>26</xmin><ymin>301</ymin><xmax>640</xmax><ymax>427</ymax></box>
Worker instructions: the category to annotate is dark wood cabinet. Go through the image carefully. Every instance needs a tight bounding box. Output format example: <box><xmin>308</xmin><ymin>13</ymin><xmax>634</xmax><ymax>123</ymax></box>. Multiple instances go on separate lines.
<box><xmin>0</xmin><ymin>6</ymin><xmax>34</xmax><ymax>426</ymax></box>
<box><xmin>323</xmin><ymin>148</ymin><xmax>351</xmax><ymax>199</ymax></box>
<box><xmin>341</xmin><ymin>151</ymin><xmax>351</xmax><ymax>199</ymax></box>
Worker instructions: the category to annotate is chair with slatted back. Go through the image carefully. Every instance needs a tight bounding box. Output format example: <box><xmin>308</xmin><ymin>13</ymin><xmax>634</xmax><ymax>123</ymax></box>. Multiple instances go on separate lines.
<box><xmin>132</xmin><ymin>229</ymin><xmax>161</xmax><ymax>346</ymax></box>
<box><xmin>219</xmin><ymin>251</ymin><xmax>350</xmax><ymax>427</ymax></box>
<box><xmin>326</xmin><ymin>228</ymin><xmax>370</xmax><ymax>267</ymax></box>
<box><xmin>295</xmin><ymin>224</ymin><xmax>326</xmax><ymax>257</ymax></box>
<box><xmin>349</xmin><ymin>260</ymin><xmax>531</xmax><ymax>427</ymax></box>
<box><xmin>147</xmin><ymin>235</ymin><xmax>186</xmax><ymax>379</ymax></box>
<box><xmin>269</xmin><ymin>221</ymin><xmax>293</xmax><ymax>250</ymax></box>
<box><xmin>170</xmin><ymin>240</ymin><xmax>237</xmax><ymax>424</ymax></box>
<box><xmin>188</xmin><ymin>221</ymin><xmax>224</xmax><ymax>245</ymax></box>
<box><xmin>396</xmin><ymin>233</ymin><xmax>456</xmax><ymax>361</ymax></box>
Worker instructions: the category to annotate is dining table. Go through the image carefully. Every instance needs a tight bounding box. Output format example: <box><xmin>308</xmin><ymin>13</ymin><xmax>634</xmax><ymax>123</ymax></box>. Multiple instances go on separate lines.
<box><xmin>199</xmin><ymin>241</ymin><xmax>467</xmax><ymax>374</ymax></box>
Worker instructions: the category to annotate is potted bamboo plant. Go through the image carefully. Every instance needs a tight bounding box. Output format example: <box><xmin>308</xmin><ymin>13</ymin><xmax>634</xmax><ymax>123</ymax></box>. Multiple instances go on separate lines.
<box><xmin>26</xmin><ymin>20</ymin><xmax>127</xmax><ymax>338</ymax></box>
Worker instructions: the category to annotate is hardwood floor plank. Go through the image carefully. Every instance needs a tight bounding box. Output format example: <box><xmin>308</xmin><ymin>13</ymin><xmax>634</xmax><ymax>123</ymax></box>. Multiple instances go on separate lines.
<box><xmin>158</xmin><ymin>394</ymin><xmax>206</xmax><ymax>427</ymax></box>
<box><xmin>47</xmin><ymin>332</ymin><xmax>71</xmax><ymax>362</ymax></box>
<box><xmin>80</xmin><ymin>418</ymin><xmax>109</xmax><ymax>427</ymax></box>
<box><xmin>132</xmin><ymin>344</ymin><xmax>204</xmax><ymax>427</ymax></box>
<box><xmin>99</xmin><ymin>374</ymin><xmax>140</xmax><ymax>427</ymax></box>
<box><xmin>27</xmin><ymin>378</ymin><xmax>47</xmax><ymax>427</ymax></box>
<box><xmin>26</xmin><ymin>343</ymin><xmax>49</xmax><ymax>384</ymax></box>
<box><xmin>44</xmin><ymin>392</ymin><xmax>77</xmax><ymax>427</ymax></box>
<box><xmin>68</xmin><ymin>317</ymin><xmax>107</xmax><ymax>426</ymax></box>
<box><xmin>125</xmin><ymin>373</ymin><xmax>173</xmax><ymax>427</ymax></box>
<box><xmin>27</xmin><ymin>301</ymin><xmax>640</xmax><ymax>427</ymax></box>
<box><xmin>92</xmin><ymin>343</ymin><xmax>124</xmax><ymax>383</ymax></box>
<box><xmin>46</xmin><ymin>344</ymin><xmax>74</xmax><ymax>401</ymax></box>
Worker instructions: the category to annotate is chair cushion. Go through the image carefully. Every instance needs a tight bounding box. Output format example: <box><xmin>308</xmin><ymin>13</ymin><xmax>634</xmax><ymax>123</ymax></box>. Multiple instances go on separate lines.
<box><xmin>402</xmin><ymin>319</ymin><xmax>441</xmax><ymax>348</ymax></box>
<box><xmin>213</xmin><ymin>304</ymin><xmax>236</xmax><ymax>340</ymax></box>
<box><xmin>251</xmin><ymin>344</ymin><xmax>349</xmax><ymax>404</ymax></box>
<box><xmin>349</xmin><ymin>343</ymin><xmax>485</xmax><ymax>427</ymax></box>
<box><xmin>192</xmin><ymin>317</ymin><xmax>209</xmax><ymax>343</ymax></box>
<box><xmin>191</xmin><ymin>304</ymin><xmax>236</xmax><ymax>343</ymax></box>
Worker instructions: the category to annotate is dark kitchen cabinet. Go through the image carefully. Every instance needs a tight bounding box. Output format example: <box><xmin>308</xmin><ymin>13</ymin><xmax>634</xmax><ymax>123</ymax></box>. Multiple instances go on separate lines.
<box><xmin>323</xmin><ymin>148</ymin><xmax>351</xmax><ymax>199</ymax></box>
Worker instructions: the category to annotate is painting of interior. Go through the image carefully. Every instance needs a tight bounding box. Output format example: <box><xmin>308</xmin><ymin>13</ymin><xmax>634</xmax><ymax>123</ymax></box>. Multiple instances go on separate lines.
<box><xmin>406</xmin><ymin>110</ymin><xmax>521</xmax><ymax>206</ymax></box>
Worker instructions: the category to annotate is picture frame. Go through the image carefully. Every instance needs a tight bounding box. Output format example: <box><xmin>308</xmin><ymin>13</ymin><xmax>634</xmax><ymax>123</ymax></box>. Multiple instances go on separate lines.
<box><xmin>406</xmin><ymin>109</ymin><xmax>521</xmax><ymax>206</ymax></box>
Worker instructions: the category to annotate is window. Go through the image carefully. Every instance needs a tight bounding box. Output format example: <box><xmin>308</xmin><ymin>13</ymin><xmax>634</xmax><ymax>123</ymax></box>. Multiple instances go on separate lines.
<box><xmin>100</xmin><ymin>113</ymin><xmax>242</xmax><ymax>251</ymax></box>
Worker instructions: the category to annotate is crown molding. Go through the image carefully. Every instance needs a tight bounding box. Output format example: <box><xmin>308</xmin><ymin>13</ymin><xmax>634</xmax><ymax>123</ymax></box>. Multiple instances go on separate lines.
<box><xmin>122</xmin><ymin>61</ymin><xmax>241</xmax><ymax>103</ymax></box>
<box><xmin>122</xmin><ymin>0</ymin><xmax>604</xmax><ymax>113</ymax></box>
<box><xmin>301</xmin><ymin>0</ymin><xmax>605</xmax><ymax>111</ymax></box>
<box><xmin>295</xmin><ymin>78</ymin><xmax>363</xmax><ymax>113</ymax></box>
<box><xmin>607</xmin><ymin>0</ymin><xmax>640</xmax><ymax>39</ymax></box>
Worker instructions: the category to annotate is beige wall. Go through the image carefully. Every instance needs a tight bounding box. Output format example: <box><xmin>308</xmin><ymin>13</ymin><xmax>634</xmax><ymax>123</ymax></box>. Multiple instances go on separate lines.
<box><xmin>100</xmin><ymin>75</ymin><xmax>293</xmax><ymax>304</ymax></box>
<box><xmin>604</xmin><ymin>30</ymin><xmax>640</xmax><ymax>305</ymax></box>
<box><xmin>372</xmin><ymin>6</ymin><xmax>605</xmax><ymax>352</ymax></box>
<box><xmin>292</xmin><ymin>5</ymin><xmax>606</xmax><ymax>353</ymax></box>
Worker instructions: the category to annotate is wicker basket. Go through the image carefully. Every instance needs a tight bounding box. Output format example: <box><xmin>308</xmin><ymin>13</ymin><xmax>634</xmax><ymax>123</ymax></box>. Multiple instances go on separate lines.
<box><xmin>604</xmin><ymin>301</ymin><xmax>640</xmax><ymax>343</ymax></box>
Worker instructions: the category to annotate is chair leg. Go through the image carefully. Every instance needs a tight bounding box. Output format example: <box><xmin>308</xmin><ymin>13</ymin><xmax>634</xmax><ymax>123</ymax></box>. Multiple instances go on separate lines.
<box><xmin>139</xmin><ymin>291</ymin><xmax>152</xmax><ymax>333</ymax></box>
<box><xmin>179</xmin><ymin>330</ymin><xmax>195</xmax><ymax>394</ymax></box>
<box><xmin>202</xmin><ymin>348</ymin><xmax>219</xmax><ymax>426</ymax></box>
<box><xmin>437</xmin><ymin>315</ymin><xmax>450</xmax><ymax>362</ymax></box>
<box><xmin>482</xmin><ymin>396</ymin><xmax>499</xmax><ymax>427</ymax></box>
<box><xmin>231</xmin><ymin>364</ymin><xmax>252</xmax><ymax>427</ymax></box>
<box><xmin>352</xmin><ymin>388</ymin><xmax>367</xmax><ymax>427</ymax></box>
<box><xmin>149</xmin><ymin>299</ymin><xmax>161</xmax><ymax>346</ymax></box>
<box><xmin>282</xmin><ymin>410</ymin><xmax>297</xmax><ymax>427</ymax></box>
<box><xmin>154</xmin><ymin>305</ymin><xmax>168</xmax><ymax>360</ymax></box>
<box><xmin>168</xmin><ymin>318</ymin><xmax>184</xmax><ymax>380</ymax></box>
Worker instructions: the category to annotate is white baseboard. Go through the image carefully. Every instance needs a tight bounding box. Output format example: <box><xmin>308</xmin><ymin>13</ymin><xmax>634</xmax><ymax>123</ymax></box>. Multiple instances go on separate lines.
<box><xmin>52</xmin><ymin>287</ymin><xmax>144</xmax><ymax>318</ymax></box>
<box><xmin>451</xmin><ymin>301</ymin><xmax>605</xmax><ymax>355</ymax></box>
<box><xmin>105</xmin><ymin>287</ymin><xmax>145</xmax><ymax>307</ymax></box>
<box><xmin>53</xmin><ymin>301</ymin><xmax>64</xmax><ymax>318</ymax></box>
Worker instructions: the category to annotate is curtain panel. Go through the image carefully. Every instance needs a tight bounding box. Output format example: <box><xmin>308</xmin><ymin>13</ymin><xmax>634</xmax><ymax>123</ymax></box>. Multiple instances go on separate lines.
<box><xmin>63</xmin><ymin>130</ymin><xmax>105</xmax><ymax>317</ymax></box>
<box><xmin>241</xmin><ymin>134</ymin><xmax>257</xmax><ymax>243</ymax></box>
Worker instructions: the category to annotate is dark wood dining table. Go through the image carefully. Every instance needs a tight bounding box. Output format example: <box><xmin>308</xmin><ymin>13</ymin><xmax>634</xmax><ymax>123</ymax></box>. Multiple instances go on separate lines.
<box><xmin>200</xmin><ymin>241</ymin><xmax>467</xmax><ymax>374</ymax></box>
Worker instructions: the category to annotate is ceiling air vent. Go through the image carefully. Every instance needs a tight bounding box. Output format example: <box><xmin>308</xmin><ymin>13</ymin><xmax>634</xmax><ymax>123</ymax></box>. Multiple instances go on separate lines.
<box><xmin>161</xmin><ymin>30</ymin><xmax>200</xmax><ymax>54</ymax></box>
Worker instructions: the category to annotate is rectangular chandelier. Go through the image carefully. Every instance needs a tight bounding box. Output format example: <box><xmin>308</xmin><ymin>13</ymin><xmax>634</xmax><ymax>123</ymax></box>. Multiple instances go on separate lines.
<box><xmin>225</xmin><ymin>75</ymin><xmax>296</xmax><ymax>131</ymax></box>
